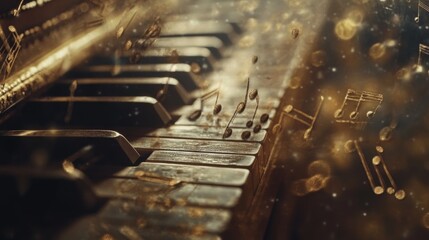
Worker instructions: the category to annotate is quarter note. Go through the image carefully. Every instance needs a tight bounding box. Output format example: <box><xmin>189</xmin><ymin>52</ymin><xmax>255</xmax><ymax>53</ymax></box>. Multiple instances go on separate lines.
<box><xmin>415</xmin><ymin>0</ymin><xmax>429</xmax><ymax>23</ymax></box>
<box><xmin>335</xmin><ymin>89</ymin><xmax>383</xmax><ymax>119</ymax></box>
<box><xmin>212</xmin><ymin>81</ymin><xmax>222</xmax><ymax>115</ymax></box>
<box><xmin>273</xmin><ymin>96</ymin><xmax>324</xmax><ymax>140</ymax></box>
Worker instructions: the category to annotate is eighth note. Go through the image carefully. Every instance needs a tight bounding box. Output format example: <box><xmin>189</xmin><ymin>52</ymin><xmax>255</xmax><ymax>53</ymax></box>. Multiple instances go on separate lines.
<box><xmin>223</xmin><ymin>78</ymin><xmax>251</xmax><ymax>139</ymax></box>
<box><xmin>415</xmin><ymin>0</ymin><xmax>429</xmax><ymax>23</ymax></box>
<box><xmin>187</xmin><ymin>88</ymin><xmax>221</xmax><ymax>121</ymax></box>
<box><xmin>334</xmin><ymin>89</ymin><xmax>382</xmax><ymax>129</ymax></box>
<box><xmin>273</xmin><ymin>96</ymin><xmax>324</xmax><ymax>140</ymax></box>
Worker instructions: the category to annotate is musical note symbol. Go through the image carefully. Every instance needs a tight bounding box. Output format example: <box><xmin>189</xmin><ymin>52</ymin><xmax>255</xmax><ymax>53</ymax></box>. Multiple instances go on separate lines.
<box><xmin>81</xmin><ymin>0</ymin><xmax>107</xmax><ymax>29</ymax></box>
<box><xmin>223</xmin><ymin>78</ymin><xmax>251</xmax><ymax>139</ymax></box>
<box><xmin>129</xmin><ymin>17</ymin><xmax>162</xmax><ymax>63</ymax></box>
<box><xmin>187</xmin><ymin>87</ymin><xmax>221</xmax><ymax>121</ymax></box>
<box><xmin>212</xmin><ymin>81</ymin><xmax>222</xmax><ymax>115</ymax></box>
<box><xmin>345</xmin><ymin>141</ymin><xmax>405</xmax><ymax>200</ymax></box>
<box><xmin>415</xmin><ymin>0</ymin><xmax>429</xmax><ymax>23</ymax></box>
<box><xmin>0</xmin><ymin>26</ymin><xmax>23</xmax><ymax>80</ymax></box>
<box><xmin>156</xmin><ymin>50</ymin><xmax>179</xmax><ymax>102</ymax></box>
<box><xmin>273</xmin><ymin>96</ymin><xmax>324</xmax><ymax>140</ymax></box>
<box><xmin>250</xmin><ymin>113</ymin><xmax>269</xmax><ymax>134</ymax></box>
<box><xmin>116</xmin><ymin>10</ymin><xmax>137</xmax><ymax>39</ymax></box>
<box><xmin>246</xmin><ymin>89</ymin><xmax>259</xmax><ymax>127</ymax></box>
<box><xmin>64</xmin><ymin>80</ymin><xmax>78</xmax><ymax>123</ymax></box>
<box><xmin>252</xmin><ymin>55</ymin><xmax>258</xmax><ymax>64</ymax></box>
<box><xmin>291</xmin><ymin>28</ymin><xmax>300</xmax><ymax>39</ymax></box>
<box><xmin>334</xmin><ymin>89</ymin><xmax>382</xmax><ymax>128</ymax></box>
<box><xmin>12</xmin><ymin>0</ymin><xmax>25</xmax><ymax>17</ymax></box>
<box><xmin>418</xmin><ymin>43</ymin><xmax>429</xmax><ymax>66</ymax></box>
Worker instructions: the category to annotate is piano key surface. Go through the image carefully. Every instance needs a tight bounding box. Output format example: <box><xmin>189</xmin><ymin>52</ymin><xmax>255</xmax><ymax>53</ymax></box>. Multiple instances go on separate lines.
<box><xmin>0</xmin><ymin>0</ymin><xmax>330</xmax><ymax>239</ymax></box>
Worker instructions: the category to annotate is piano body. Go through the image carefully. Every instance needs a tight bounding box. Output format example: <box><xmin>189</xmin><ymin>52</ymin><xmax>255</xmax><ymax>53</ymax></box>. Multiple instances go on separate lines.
<box><xmin>0</xmin><ymin>0</ymin><xmax>330</xmax><ymax>239</ymax></box>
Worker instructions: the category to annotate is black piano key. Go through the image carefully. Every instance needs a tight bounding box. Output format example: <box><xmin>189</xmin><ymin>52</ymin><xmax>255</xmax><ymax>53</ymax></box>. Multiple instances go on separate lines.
<box><xmin>20</xmin><ymin>96</ymin><xmax>172</xmax><ymax>128</ymax></box>
<box><xmin>90</xmin><ymin>47</ymin><xmax>216</xmax><ymax>73</ymax></box>
<box><xmin>45</xmin><ymin>78</ymin><xmax>193</xmax><ymax>110</ymax></box>
<box><xmin>0</xmin><ymin>165</ymin><xmax>100</xmax><ymax>213</ymax></box>
<box><xmin>69</xmin><ymin>64</ymin><xmax>200</xmax><ymax>91</ymax></box>
<box><xmin>0</xmin><ymin>129</ymin><xmax>140</xmax><ymax>166</ymax></box>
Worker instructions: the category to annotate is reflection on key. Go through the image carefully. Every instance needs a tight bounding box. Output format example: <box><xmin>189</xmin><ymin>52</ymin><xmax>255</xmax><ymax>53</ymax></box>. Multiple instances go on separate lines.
<box><xmin>334</xmin><ymin>89</ymin><xmax>382</xmax><ymax>129</ymax></box>
<box><xmin>345</xmin><ymin>140</ymin><xmax>405</xmax><ymax>200</ymax></box>
<box><xmin>274</xmin><ymin>96</ymin><xmax>324</xmax><ymax>140</ymax></box>
<box><xmin>415</xmin><ymin>0</ymin><xmax>429</xmax><ymax>23</ymax></box>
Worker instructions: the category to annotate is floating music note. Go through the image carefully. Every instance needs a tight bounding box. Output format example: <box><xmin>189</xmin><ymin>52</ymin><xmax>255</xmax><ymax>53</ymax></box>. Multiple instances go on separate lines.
<box><xmin>418</xmin><ymin>43</ymin><xmax>429</xmax><ymax>66</ymax></box>
<box><xmin>334</xmin><ymin>89</ymin><xmax>382</xmax><ymax>128</ymax></box>
<box><xmin>116</xmin><ymin>10</ymin><xmax>137</xmax><ymax>39</ymax></box>
<box><xmin>0</xmin><ymin>26</ymin><xmax>23</xmax><ymax>80</ymax></box>
<box><xmin>81</xmin><ymin>0</ymin><xmax>107</xmax><ymax>29</ymax></box>
<box><xmin>187</xmin><ymin>88</ymin><xmax>221</xmax><ymax>121</ymax></box>
<box><xmin>212</xmin><ymin>82</ymin><xmax>222</xmax><ymax>115</ymax></box>
<box><xmin>223</xmin><ymin>78</ymin><xmax>251</xmax><ymax>139</ymax></box>
<box><xmin>129</xmin><ymin>17</ymin><xmax>162</xmax><ymax>63</ymax></box>
<box><xmin>345</xmin><ymin>140</ymin><xmax>405</xmax><ymax>200</ymax></box>
<box><xmin>291</xmin><ymin>28</ymin><xmax>300</xmax><ymax>39</ymax></box>
<box><xmin>273</xmin><ymin>96</ymin><xmax>324</xmax><ymax>140</ymax></box>
<box><xmin>12</xmin><ymin>0</ymin><xmax>25</xmax><ymax>17</ymax></box>
<box><xmin>252</xmin><ymin>55</ymin><xmax>258</xmax><ymax>64</ymax></box>
<box><xmin>415</xmin><ymin>0</ymin><xmax>429</xmax><ymax>23</ymax></box>
<box><xmin>156</xmin><ymin>50</ymin><xmax>179</xmax><ymax>101</ymax></box>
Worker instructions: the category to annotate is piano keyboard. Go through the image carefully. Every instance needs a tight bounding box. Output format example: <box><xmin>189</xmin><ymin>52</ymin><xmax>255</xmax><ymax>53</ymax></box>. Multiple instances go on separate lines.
<box><xmin>0</xmin><ymin>0</ymin><xmax>329</xmax><ymax>239</ymax></box>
